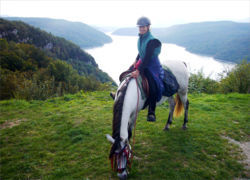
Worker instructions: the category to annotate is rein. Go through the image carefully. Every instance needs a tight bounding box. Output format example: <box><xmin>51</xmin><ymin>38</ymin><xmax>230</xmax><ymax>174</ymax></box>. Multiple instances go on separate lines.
<box><xmin>130</xmin><ymin>76</ymin><xmax>140</xmax><ymax>168</ymax></box>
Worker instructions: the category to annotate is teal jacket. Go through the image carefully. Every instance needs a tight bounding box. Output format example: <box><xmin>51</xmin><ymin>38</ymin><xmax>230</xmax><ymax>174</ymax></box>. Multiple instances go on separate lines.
<box><xmin>137</xmin><ymin>31</ymin><xmax>164</xmax><ymax>102</ymax></box>
<box><xmin>137</xmin><ymin>31</ymin><xmax>161</xmax><ymax>61</ymax></box>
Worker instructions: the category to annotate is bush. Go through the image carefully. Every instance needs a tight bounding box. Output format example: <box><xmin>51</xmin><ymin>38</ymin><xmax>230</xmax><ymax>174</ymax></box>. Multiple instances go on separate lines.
<box><xmin>0</xmin><ymin>68</ymin><xmax>18</xmax><ymax>99</ymax></box>
<box><xmin>188</xmin><ymin>71</ymin><xmax>219</xmax><ymax>94</ymax></box>
<box><xmin>219</xmin><ymin>60</ymin><xmax>250</xmax><ymax>93</ymax></box>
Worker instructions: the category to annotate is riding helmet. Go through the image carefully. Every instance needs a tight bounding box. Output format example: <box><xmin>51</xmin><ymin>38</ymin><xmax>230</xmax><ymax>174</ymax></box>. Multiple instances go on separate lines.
<box><xmin>137</xmin><ymin>16</ymin><xmax>151</xmax><ymax>26</ymax></box>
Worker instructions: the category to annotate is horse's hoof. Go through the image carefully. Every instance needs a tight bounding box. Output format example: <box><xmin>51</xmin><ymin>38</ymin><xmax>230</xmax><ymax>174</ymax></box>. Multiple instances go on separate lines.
<box><xmin>163</xmin><ymin>127</ymin><xmax>169</xmax><ymax>131</ymax></box>
<box><xmin>182</xmin><ymin>126</ymin><xmax>187</xmax><ymax>130</ymax></box>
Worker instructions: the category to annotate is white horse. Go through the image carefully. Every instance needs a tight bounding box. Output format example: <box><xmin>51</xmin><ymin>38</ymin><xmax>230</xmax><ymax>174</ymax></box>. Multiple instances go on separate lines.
<box><xmin>106</xmin><ymin>60</ymin><xmax>189</xmax><ymax>180</ymax></box>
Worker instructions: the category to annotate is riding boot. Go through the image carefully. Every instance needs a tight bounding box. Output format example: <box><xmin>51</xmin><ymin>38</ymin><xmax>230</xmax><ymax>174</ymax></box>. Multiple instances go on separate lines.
<box><xmin>147</xmin><ymin>99</ymin><xmax>156</xmax><ymax>122</ymax></box>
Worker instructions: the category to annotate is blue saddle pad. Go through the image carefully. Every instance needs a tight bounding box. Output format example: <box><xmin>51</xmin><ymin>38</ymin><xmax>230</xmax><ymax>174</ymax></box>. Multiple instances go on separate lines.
<box><xmin>162</xmin><ymin>68</ymin><xmax>179</xmax><ymax>97</ymax></box>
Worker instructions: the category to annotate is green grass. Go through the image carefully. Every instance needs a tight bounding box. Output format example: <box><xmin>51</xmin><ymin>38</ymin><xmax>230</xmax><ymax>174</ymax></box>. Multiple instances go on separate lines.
<box><xmin>0</xmin><ymin>91</ymin><xmax>249</xmax><ymax>179</ymax></box>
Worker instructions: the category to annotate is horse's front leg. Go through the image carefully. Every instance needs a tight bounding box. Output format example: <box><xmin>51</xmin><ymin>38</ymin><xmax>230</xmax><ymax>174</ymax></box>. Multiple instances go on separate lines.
<box><xmin>164</xmin><ymin>96</ymin><xmax>175</xmax><ymax>131</ymax></box>
<box><xmin>128</xmin><ymin>111</ymin><xmax>136</xmax><ymax>140</ymax></box>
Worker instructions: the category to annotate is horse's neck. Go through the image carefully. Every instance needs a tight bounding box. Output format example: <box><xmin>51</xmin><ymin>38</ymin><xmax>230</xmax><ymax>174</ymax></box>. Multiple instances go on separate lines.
<box><xmin>119</xmin><ymin>78</ymin><xmax>145</xmax><ymax>141</ymax></box>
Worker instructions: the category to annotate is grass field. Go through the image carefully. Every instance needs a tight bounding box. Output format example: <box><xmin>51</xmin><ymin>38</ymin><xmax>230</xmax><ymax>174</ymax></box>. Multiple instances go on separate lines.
<box><xmin>0</xmin><ymin>91</ymin><xmax>249</xmax><ymax>179</ymax></box>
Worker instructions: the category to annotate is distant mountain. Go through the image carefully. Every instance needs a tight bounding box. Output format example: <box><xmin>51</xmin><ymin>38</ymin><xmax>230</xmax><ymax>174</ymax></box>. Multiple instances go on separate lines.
<box><xmin>235</xmin><ymin>18</ymin><xmax>250</xmax><ymax>23</ymax></box>
<box><xmin>112</xmin><ymin>21</ymin><xmax>250</xmax><ymax>63</ymax></box>
<box><xmin>94</xmin><ymin>26</ymin><xmax>118</xmax><ymax>33</ymax></box>
<box><xmin>112</xmin><ymin>28</ymin><xmax>138</xmax><ymax>36</ymax></box>
<box><xmin>0</xmin><ymin>18</ymin><xmax>114</xmax><ymax>83</ymax></box>
<box><xmin>5</xmin><ymin>17</ymin><xmax>112</xmax><ymax>48</ymax></box>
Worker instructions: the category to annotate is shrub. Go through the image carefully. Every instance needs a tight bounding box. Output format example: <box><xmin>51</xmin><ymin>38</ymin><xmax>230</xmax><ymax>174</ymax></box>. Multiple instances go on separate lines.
<box><xmin>188</xmin><ymin>71</ymin><xmax>219</xmax><ymax>94</ymax></box>
<box><xmin>219</xmin><ymin>60</ymin><xmax>250</xmax><ymax>93</ymax></box>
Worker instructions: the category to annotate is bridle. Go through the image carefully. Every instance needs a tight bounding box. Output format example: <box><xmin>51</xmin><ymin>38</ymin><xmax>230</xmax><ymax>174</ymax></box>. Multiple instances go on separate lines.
<box><xmin>110</xmin><ymin>141</ymin><xmax>132</xmax><ymax>173</ymax></box>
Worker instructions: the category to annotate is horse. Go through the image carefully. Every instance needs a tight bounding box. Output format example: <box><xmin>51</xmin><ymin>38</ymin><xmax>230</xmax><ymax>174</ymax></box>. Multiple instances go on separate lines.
<box><xmin>106</xmin><ymin>60</ymin><xmax>189</xmax><ymax>179</ymax></box>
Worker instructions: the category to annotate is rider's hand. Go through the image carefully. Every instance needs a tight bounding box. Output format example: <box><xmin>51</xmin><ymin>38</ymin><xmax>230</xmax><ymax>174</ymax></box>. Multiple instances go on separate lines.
<box><xmin>131</xmin><ymin>69</ymin><xmax>139</xmax><ymax>78</ymax></box>
<box><xmin>133</xmin><ymin>60</ymin><xmax>137</xmax><ymax>68</ymax></box>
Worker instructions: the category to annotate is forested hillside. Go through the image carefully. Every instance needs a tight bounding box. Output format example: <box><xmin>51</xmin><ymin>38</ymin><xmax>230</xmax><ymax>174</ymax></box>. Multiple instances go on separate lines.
<box><xmin>0</xmin><ymin>18</ymin><xmax>115</xmax><ymax>100</ymax></box>
<box><xmin>0</xmin><ymin>38</ymin><xmax>113</xmax><ymax>100</ymax></box>
<box><xmin>5</xmin><ymin>17</ymin><xmax>112</xmax><ymax>48</ymax></box>
<box><xmin>0</xmin><ymin>18</ymin><xmax>113</xmax><ymax>83</ymax></box>
<box><xmin>112</xmin><ymin>21</ymin><xmax>250</xmax><ymax>63</ymax></box>
<box><xmin>156</xmin><ymin>21</ymin><xmax>250</xmax><ymax>63</ymax></box>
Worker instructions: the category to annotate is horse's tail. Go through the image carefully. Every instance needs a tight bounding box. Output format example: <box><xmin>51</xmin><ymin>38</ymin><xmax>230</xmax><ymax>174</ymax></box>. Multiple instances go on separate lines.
<box><xmin>173</xmin><ymin>93</ymin><xmax>184</xmax><ymax>117</ymax></box>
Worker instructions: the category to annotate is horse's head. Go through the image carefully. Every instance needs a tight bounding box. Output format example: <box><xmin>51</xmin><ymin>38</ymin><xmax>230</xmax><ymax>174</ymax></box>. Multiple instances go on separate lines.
<box><xmin>106</xmin><ymin>134</ymin><xmax>132</xmax><ymax>179</ymax></box>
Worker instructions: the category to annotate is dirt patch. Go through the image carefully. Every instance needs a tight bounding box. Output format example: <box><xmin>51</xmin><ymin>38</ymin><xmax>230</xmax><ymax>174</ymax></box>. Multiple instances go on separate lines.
<box><xmin>221</xmin><ymin>136</ymin><xmax>250</xmax><ymax>178</ymax></box>
<box><xmin>0</xmin><ymin>118</ymin><xmax>27</xmax><ymax>129</ymax></box>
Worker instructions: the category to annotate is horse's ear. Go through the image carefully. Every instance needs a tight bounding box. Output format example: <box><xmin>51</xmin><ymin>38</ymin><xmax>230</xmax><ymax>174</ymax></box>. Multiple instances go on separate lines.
<box><xmin>106</xmin><ymin>134</ymin><xmax>115</xmax><ymax>144</ymax></box>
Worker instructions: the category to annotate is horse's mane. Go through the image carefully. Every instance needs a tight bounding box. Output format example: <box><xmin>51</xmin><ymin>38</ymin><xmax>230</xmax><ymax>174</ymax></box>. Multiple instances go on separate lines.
<box><xmin>109</xmin><ymin>79</ymin><xmax>129</xmax><ymax>158</ymax></box>
<box><xmin>112</xmin><ymin>80</ymin><xmax>129</xmax><ymax>139</ymax></box>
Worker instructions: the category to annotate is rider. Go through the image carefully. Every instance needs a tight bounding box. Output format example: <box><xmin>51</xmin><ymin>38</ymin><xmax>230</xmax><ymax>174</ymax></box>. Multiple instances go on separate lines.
<box><xmin>131</xmin><ymin>16</ymin><xmax>164</xmax><ymax>122</ymax></box>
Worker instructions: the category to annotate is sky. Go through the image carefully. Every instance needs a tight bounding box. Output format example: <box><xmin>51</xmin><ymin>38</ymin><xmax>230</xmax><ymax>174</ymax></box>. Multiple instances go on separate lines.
<box><xmin>1</xmin><ymin>0</ymin><xmax>250</xmax><ymax>27</ymax></box>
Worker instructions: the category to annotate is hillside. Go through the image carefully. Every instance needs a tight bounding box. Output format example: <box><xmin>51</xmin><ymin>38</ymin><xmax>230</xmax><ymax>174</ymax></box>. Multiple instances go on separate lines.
<box><xmin>112</xmin><ymin>21</ymin><xmax>250</xmax><ymax>63</ymax></box>
<box><xmin>0</xmin><ymin>92</ymin><xmax>249</xmax><ymax>179</ymax></box>
<box><xmin>0</xmin><ymin>39</ymin><xmax>113</xmax><ymax>100</ymax></box>
<box><xmin>5</xmin><ymin>17</ymin><xmax>112</xmax><ymax>48</ymax></box>
<box><xmin>0</xmin><ymin>18</ymin><xmax>114</xmax><ymax>83</ymax></box>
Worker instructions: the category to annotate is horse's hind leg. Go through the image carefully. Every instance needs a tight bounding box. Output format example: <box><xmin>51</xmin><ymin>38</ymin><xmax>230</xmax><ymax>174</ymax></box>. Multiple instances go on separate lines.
<box><xmin>179</xmin><ymin>93</ymin><xmax>189</xmax><ymax>130</ymax></box>
<box><xmin>164</xmin><ymin>96</ymin><xmax>175</xmax><ymax>131</ymax></box>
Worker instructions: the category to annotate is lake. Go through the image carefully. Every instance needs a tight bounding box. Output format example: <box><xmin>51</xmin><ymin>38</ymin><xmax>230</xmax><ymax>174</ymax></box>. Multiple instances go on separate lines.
<box><xmin>86</xmin><ymin>34</ymin><xmax>235</xmax><ymax>84</ymax></box>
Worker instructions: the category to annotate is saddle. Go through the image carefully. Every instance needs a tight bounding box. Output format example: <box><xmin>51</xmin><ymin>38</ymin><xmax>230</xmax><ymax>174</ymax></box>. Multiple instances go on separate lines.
<box><xmin>119</xmin><ymin>67</ymin><xmax>180</xmax><ymax>99</ymax></box>
<box><xmin>119</xmin><ymin>69</ymin><xmax>150</xmax><ymax>98</ymax></box>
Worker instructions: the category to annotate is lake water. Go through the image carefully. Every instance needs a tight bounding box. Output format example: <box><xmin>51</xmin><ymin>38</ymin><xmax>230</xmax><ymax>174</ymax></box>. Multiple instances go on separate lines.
<box><xmin>86</xmin><ymin>34</ymin><xmax>235</xmax><ymax>84</ymax></box>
